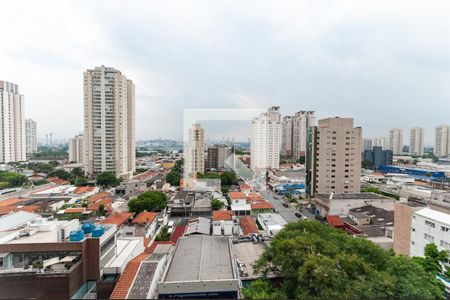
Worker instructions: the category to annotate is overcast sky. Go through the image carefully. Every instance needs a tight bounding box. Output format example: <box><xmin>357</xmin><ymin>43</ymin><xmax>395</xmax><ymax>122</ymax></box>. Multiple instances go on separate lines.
<box><xmin>1</xmin><ymin>1</ymin><xmax>449</xmax><ymax>145</ymax></box>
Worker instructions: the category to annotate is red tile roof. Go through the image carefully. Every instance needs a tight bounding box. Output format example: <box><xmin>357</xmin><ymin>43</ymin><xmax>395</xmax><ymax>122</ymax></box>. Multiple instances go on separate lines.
<box><xmin>240</xmin><ymin>183</ymin><xmax>252</xmax><ymax>191</ymax></box>
<box><xmin>0</xmin><ymin>198</ymin><xmax>25</xmax><ymax>207</ymax></box>
<box><xmin>247</xmin><ymin>193</ymin><xmax>264</xmax><ymax>203</ymax></box>
<box><xmin>213</xmin><ymin>210</ymin><xmax>234</xmax><ymax>221</ymax></box>
<box><xmin>74</xmin><ymin>186</ymin><xmax>95</xmax><ymax>194</ymax></box>
<box><xmin>133</xmin><ymin>171</ymin><xmax>156</xmax><ymax>181</ymax></box>
<box><xmin>132</xmin><ymin>212</ymin><xmax>158</xmax><ymax>225</ymax></box>
<box><xmin>251</xmin><ymin>202</ymin><xmax>273</xmax><ymax>210</ymax></box>
<box><xmin>102</xmin><ymin>212</ymin><xmax>133</xmax><ymax>227</ymax></box>
<box><xmin>240</xmin><ymin>216</ymin><xmax>259</xmax><ymax>236</ymax></box>
<box><xmin>229</xmin><ymin>191</ymin><xmax>246</xmax><ymax>200</ymax></box>
<box><xmin>88</xmin><ymin>192</ymin><xmax>110</xmax><ymax>203</ymax></box>
<box><xmin>88</xmin><ymin>198</ymin><xmax>112</xmax><ymax>211</ymax></box>
<box><xmin>170</xmin><ymin>225</ymin><xmax>186</xmax><ymax>244</ymax></box>
<box><xmin>48</xmin><ymin>177</ymin><xmax>70</xmax><ymax>185</ymax></box>
<box><xmin>64</xmin><ymin>207</ymin><xmax>85</xmax><ymax>214</ymax></box>
<box><xmin>0</xmin><ymin>205</ymin><xmax>39</xmax><ymax>215</ymax></box>
<box><xmin>110</xmin><ymin>254</ymin><xmax>149</xmax><ymax>299</ymax></box>
<box><xmin>326</xmin><ymin>215</ymin><xmax>344</xmax><ymax>227</ymax></box>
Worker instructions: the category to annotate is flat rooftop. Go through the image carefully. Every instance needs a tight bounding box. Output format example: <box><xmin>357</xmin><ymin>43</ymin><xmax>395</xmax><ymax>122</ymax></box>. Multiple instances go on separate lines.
<box><xmin>315</xmin><ymin>192</ymin><xmax>390</xmax><ymax>200</ymax></box>
<box><xmin>233</xmin><ymin>241</ymin><xmax>266</xmax><ymax>279</ymax></box>
<box><xmin>164</xmin><ymin>235</ymin><xmax>235</xmax><ymax>282</ymax></box>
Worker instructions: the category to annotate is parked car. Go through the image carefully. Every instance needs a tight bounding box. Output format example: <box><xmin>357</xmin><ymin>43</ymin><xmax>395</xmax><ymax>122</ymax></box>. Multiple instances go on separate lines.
<box><xmin>273</xmin><ymin>208</ymin><xmax>279</xmax><ymax>214</ymax></box>
<box><xmin>283</xmin><ymin>203</ymin><xmax>289</xmax><ymax>208</ymax></box>
<box><xmin>295</xmin><ymin>212</ymin><xmax>302</xmax><ymax>218</ymax></box>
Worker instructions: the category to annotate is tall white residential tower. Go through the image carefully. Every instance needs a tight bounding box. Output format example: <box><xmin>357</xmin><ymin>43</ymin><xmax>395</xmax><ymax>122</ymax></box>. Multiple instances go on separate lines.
<box><xmin>434</xmin><ymin>125</ymin><xmax>450</xmax><ymax>158</ymax></box>
<box><xmin>0</xmin><ymin>81</ymin><xmax>26</xmax><ymax>163</ymax></box>
<box><xmin>251</xmin><ymin>106</ymin><xmax>281</xmax><ymax>171</ymax></box>
<box><xmin>83</xmin><ymin>66</ymin><xmax>135</xmax><ymax>178</ymax></box>
<box><xmin>69</xmin><ymin>133</ymin><xmax>84</xmax><ymax>164</ymax></box>
<box><xmin>184</xmin><ymin>123</ymin><xmax>205</xmax><ymax>177</ymax></box>
<box><xmin>25</xmin><ymin>119</ymin><xmax>37</xmax><ymax>156</ymax></box>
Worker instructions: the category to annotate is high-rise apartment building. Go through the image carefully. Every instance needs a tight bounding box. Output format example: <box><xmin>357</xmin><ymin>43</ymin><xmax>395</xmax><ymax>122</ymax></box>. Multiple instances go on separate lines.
<box><xmin>409</xmin><ymin>127</ymin><xmax>424</xmax><ymax>156</ymax></box>
<box><xmin>282</xmin><ymin>111</ymin><xmax>316</xmax><ymax>160</ymax></box>
<box><xmin>184</xmin><ymin>123</ymin><xmax>205</xmax><ymax>177</ymax></box>
<box><xmin>362</xmin><ymin>138</ymin><xmax>373</xmax><ymax>152</ymax></box>
<box><xmin>0</xmin><ymin>81</ymin><xmax>26</xmax><ymax>163</ymax></box>
<box><xmin>308</xmin><ymin>117</ymin><xmax>362</xmax><ymax>195</ymax></box>
<box><xmin>69</xmin><ymin>133</ymin><xmax>84</xmax><ymax>163</ymax></box>
<box><xmin>434</xmin><ymin>125</ymin><xmax>450</xmax><ymax>157</ymax></box>
<box><xmin>389</xmin><ymin>128</ymin><xmax>403</xmax><ymax>155</ymax></box>
<box><xmin>251</xmin><ymin>106</ymin><xmax>281</xmax><ymax>171</ymax></box>
<box><xmin>25</xmin><ymin>118</ymin><xmax>37</xmax><ymax>156</ymax></box>
<box><xmin>281</xmin><ymin>116</ymin><xmax>294</xmax><ymax>157</ymax></box>
<box><xmin>83</xmin><ymin>66</ymin><xmax>135</xmax><ymax>178</ymax></box>
<box><xmin>373</xmin><ymin>137</ymin><xmax>388</xmax><ymax>150</ymax></box>
<box><xmin>206</xmin><ymin>144</ymin><xmax>232</xmax><ymax>171</ymax></box>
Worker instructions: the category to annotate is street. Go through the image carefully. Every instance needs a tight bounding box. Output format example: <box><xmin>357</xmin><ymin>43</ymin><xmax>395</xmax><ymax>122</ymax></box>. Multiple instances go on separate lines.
<box><xmin>260</xmin><ymin>189</ymin><xmax>301</xmax><ymax>223</ymax></box>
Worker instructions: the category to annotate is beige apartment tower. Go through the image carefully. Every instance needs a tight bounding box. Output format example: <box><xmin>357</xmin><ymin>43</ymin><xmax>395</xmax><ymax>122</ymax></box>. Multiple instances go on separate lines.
<box><xmin>83</xmin><ymin>66</ymin><xmax>135</xmax><ymax>178</ymax></box>
<box><xmin>25</xmin><ymin>118</ymin><xmax>37</xmax><ymax>156</ymax></box>
<box><xmin>409</xmin><ymin>127</ymin><xmax>424</xmax><ymax>156</ymax></box>
<box><xmin>310</xmin><ymin>117</ymin><xmax>362</xmax><ymax>195</ymax></box>
<box><xmin>69</xmin><ymin>133</ymin><xmax>84</xmax><ymax>164</ymax></box>
<box><xmin>0</xmin><ymin>81</ymin><xmax>26</xmax><ymax>163</ymax></box>
<box><xmin>389</xmin><ymin>128</ymin><xmax>403</xmax><ymax>155</ymax></box>
<box><xmin>434</xmin><ymin>125</ymin><xmax>450</xmax><ymax>158</ymax></box>
<box><xmin>184</xmin><ymin>123</ymin><xmax>205</xmax><ymax>177</ymax></box>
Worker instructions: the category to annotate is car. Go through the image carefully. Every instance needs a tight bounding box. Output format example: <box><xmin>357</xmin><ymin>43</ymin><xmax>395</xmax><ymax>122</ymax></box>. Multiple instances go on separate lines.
<box><xmin>274</xmin><ymin>195</ymin><xmax>279</xmax><ymax>199</ymax></box>
<box><xmin>283</xmin><ymin>203</ymin><xmax>289</xmax><ymax>208</ymax></box>
<box><xmin>273</xmin><ymin>208</ymin><xmax>279</xmax><ymax>214</ymax></box>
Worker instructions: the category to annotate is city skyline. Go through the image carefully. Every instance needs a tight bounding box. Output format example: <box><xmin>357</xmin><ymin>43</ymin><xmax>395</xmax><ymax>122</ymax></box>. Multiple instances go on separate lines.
<box><xmin>1</xmin><ymin>1</ymin><xmax>449</xmax><ymax>144</ymax></box>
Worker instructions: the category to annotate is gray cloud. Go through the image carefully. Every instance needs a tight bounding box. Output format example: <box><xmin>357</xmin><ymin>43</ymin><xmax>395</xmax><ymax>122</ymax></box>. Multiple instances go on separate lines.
<box><xmin>0</xmin><ymin>0</ymin><xmax>449</xmax><ymax>145</ymax></box>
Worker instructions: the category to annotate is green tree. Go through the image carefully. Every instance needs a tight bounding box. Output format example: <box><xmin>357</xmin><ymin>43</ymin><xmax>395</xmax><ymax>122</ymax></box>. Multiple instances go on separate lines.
<box><xmin>245</xmin><ymin>221</ymin><xmax>445</xmax><ymax>299</ymax></box>
<box><xmin>362</xmin><ymin>159</ymin><xmax>373</xmax><ymax>169</ymax></box>
<box><xmin>128</xmin><ymin>191</ymin><xmax>167</xmax><ymax>213</ymax></box>
<box><xmin>166</xmin><ymin>170</ymin><xmax>181</xmax><ymax>186</ymax></box>
<box><xmin>425</xmin><ymin>171</ymin><xmax>432</xmax><ymax>177</ymax></box>
<box><xmin>48</xmin><ymin>169</ymin><xmax>71</xmax><ymax>180</ymax></box>
<box><xmin>221</xmin><ymin>186</ymin><xmax>230</xmax><ymax>194</ymax></box>
<box><xmin>70</xmin><ymin>167</ymin><xmax>84</xmax><ymax>177</ymax></box>
<box><xmin>96</xmin><ymin>172</ymin><xmax>121</xmax><ymax>188</ymax></box>
<box><xmin>220</xmin><ymin>171</ymin><xmax>237</xmax><ymax>186</ymax></box>
<box><xmin>98</xmin><ymin>204</ymin><xmax>106</xmax><ymax>216</ymax></box>
<box><xmin>155</xmin><ymin>226</ymin><xmax>171</xmax><ymax>241</ymax></box>
<box><xmin>211</xmin><ymin>199</ymin><xmax>224</xmax><ymax>210</ymax></box>
<box><xmin>0</xmin><ymin>172</ymin><xmax>27</xmax><ymax>188</ymax></box>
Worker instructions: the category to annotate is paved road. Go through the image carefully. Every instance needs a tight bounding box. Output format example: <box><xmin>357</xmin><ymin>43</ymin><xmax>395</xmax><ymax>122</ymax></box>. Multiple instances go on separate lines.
<box><xmin>260</xmin><ymin>189</ymin><xmax>301</xmax><ymax>223</ymax></box>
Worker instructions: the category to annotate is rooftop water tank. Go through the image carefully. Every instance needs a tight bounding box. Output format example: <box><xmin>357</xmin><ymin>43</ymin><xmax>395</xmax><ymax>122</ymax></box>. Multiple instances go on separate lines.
<box><xmin>92</xmin><ymin>226</ymin><xmax>105</xmax><ymax>238</ymax></box>
<box><xmin>69</xmin><ymin>230</ymin><xmax>84</xmax><ymax>242</ymax></box>
<box><xmin>81</xmin><ymin>223</ymin><xmax>94</xmax><ymax>234</ymax></box>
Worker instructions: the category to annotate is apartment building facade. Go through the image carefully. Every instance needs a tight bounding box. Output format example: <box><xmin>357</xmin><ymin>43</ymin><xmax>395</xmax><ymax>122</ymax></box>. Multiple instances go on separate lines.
<box><xmin>25</xmin><ymin>118</ymin><xmax>37</xmax><ymax>156</ymax></box>
<box><xmin>409</xmin><ymin>127</ymin><xmax>424</xmax><ymax>156</ymax></box>
<box><xmin>83</xmin><ymin>66</ymin><xmax>135</xmax><ymax>178</ymax></box>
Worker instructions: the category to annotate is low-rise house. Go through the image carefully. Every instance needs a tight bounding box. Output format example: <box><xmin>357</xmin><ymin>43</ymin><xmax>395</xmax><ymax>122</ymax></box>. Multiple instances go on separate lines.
<box><xmin>257</xmin><ymin>213</ymin><xmax>287</xmax><ymax>236</ymax></box>
<box><xmin>239</xmin><ymin>215</ymin><xmax>259</xmax><ymax>237</ymax></box>
<box><xmin>185</xmin><ymin>217</ymin><xmax>211</xmax><ymax>235</ymax></box>
<box><xmin>131</xmin><ymin>211</ymin><xmax>159</xmax><ymax>238</ymax></box>
<box><xmin>314</xmin><ymin>192</ymin><xmax>395</xmax><ymax>218</ymax></box>
<box><xmin>212</xmin><ymin>210</ymin><xmax>234</xmax><ymax>236</ymax></box>
<box><xmin>410</xmin><ymin>207</ymin><xmax>450</xmax><ymax>257</ymax></box>
<box><xmin>103</xmin><ymin>212</ymin><xmax>134</xmax><ymax>236</ymax></box>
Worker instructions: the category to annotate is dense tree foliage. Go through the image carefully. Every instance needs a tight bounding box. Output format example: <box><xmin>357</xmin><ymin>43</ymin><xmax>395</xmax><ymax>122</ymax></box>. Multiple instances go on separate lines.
<box><xmin>0</xmin><ymin>171</ymin><xmax>27</xmax><ymax>188</ymax></box>
<box><xmin>28</xmin><ymin>162</ymin><xmax>55</xmax><ymax>174</ymax></box>
<box><xmin>48</xmin><ymin>170</ymin><xmax>71</xmax><ymax>180</ymax></box>
<box><xmin>155</xmin><ymin>226</ymin><xmax>171</xmax><ymax>241</ymax></box>
<box><xmin>196</xmin><ymin>171</ymin><xmax>237</xmax><ymax>186</ymax></box>
<box><xmin>128</xmin><ymin>191</ymin><xmax>167</xmax><ymax>213</ymax></box>
<box><xmin>244</xmin><ymin>221</ymin><xmax>444</xmax><ymax>299</ymax></box>
<box><xmin>96</xmin><ymin>172</ymin><xmax>121</xmax><ymax>188</ymax></box>
<box><xmin>211</xmin><ymin>199</ymin><xmax>224</xmax><ymax>210</ymax></box>
<box><xmin>166</xmin><ymin>170</ymin><xmax>181</xmax><ymax>186</ymax></box>
<box><xmin>31</xmin><ymin>146</ymin><xmax>68</xmax><ymax>159</ymax></box>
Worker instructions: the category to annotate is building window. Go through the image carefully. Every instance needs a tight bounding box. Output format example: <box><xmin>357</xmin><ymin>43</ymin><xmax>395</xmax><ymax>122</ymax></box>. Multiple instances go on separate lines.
<box><xmin>440</xmin><ymin>240</ymin><xmax>450</xmax><ymax>250</ymax></box>
<box><xmin>412</xmin><ymin>227</ymin><xmax>415</xmax><ymax>232</ymax></box>
<box><xmin>411</xmin><ymin>241</ymin><xmax>415</xmax><ymax>246</ymax></box>
<box><xmin>424</xmin><ymin>233</ymin><xmax>435</xmax><ymax>242</ymax></box>
<box><xmin>441</xmin><ymin>226</ymin><xmax>449</xmax><ymax>232</ymax></box>
<box><xmin>425</xmin><ymin>220</ymin><xmax>435</xmax><ymax>228</ymax></box>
